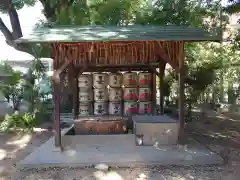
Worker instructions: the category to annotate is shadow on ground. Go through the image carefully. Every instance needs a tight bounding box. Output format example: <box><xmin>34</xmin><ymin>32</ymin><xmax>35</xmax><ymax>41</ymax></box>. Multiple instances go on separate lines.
<box><xmin>0</xmin><ymin>123</ymin><xmax>52</xmax><ymax>178</ymax></box>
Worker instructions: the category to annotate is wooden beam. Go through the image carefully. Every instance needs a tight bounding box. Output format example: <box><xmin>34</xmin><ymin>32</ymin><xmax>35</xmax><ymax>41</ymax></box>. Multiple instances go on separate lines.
<box><xmin>76</xmin><ymin>63</ymin><xmax>160</xmax><ymax>73</ymax></box>
<box><xmin>149</xmin><ymin>66</ymin><xmax>160</xmax><ymax>78</ymax></box>
<box><xmin>155</xmin><ymin>41</ymin><xmax>176</xmax><ymax>69</ymax></box>
<box><xmin>52</xmin><ymin>61</ymin><xmax>70</xmax><ymax>148</ymax></box>
<box><xmin>75</xmin><ymin>63</ymin><xmax>159</xmax><ymax>70</ymax></box>
<box><xmin>52</xmin><ymin>61</ymin><xmax>70</xmax><ymax>83</ymax></box>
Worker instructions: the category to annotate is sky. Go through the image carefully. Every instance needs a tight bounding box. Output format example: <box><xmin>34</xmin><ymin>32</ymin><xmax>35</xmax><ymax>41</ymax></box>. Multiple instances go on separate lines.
<box><xmin>0</xmin><ymin>1</ymin><xmax>44</xmax><ymax>61</ymax></box>
<box><xmin>0</xmin><ymin>0</ymin><xmax>231</xmax><ymax>61</ymax></box>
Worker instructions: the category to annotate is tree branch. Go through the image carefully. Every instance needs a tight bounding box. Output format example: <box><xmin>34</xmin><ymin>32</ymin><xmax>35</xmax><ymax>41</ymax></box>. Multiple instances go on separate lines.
<box><xmin>0</xmin><ymin>0</ymin><xmax>37</xmax><ymax>57</ymax></box>
<box><xmin>8</xmin><ymin>4</ymin><xmax>23</xmax><ymax>39</ymax></box>
<box><xmin>0</xmin><ymin>18</ymin><xmax>15</xmax><ymax>45</ymax></box>
<box><xmin>0</xmin><ymin>0</ymin><xmax>22</xmax><ymax>45</ymax></box>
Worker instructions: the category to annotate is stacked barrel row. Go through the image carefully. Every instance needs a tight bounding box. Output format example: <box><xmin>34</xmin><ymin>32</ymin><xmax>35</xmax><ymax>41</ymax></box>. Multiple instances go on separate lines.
<box><xmin>78</xmin><ymin>72</ymin><xmax>152</xmax><ymax>116</ymax></box>
<box><xmin>78</xmin><ymin>74</ymin><xmax>94</xmax><ymax>116</ymax></box>
<box><xmin>123</xmin><ymin>72</ymin><xmax>152</xmax><ymax>115</ymax></box>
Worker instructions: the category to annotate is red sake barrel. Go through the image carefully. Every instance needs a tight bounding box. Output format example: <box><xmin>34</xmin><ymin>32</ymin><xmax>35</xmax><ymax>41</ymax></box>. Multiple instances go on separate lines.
<box><xmin>123</xmin><ymin>72</ymin><xmax>138</xmax><ymax>87</ymax></box>
<box><xmin>138</xmin><ymin>72</ymin><xmax>152</xmax><ymax>87</ymax></box>
<box><xmin>123</xmin><ymin>88</ymin><xmax>138</xmax><ymax>101</ymax></box>
<box><xmin>124</xmin><ymin>101</ymin><xmax>138</xmax><ymax>115</ymax></box>
<box><xmin>138</xmin><ymin>101</ymin><xmax>152</xmax><ymax>114</ymax></box>
<box><xmin>138</xmin><ymin>87</ymin><xmax>152</xmax><ymax>101</ymax></box>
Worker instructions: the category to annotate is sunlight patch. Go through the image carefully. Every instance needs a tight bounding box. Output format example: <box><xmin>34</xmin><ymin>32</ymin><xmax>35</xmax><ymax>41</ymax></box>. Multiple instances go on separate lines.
<box><xmin>0</xmin><ymin>149</ymin><xmax>6</xmax><ymax>160</ymax></box>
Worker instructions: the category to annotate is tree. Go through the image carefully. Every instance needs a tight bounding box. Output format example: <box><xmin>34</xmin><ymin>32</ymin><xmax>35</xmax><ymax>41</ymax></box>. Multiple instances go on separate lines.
<box><xmin>0</xmin><ymin>0</ymin><xmax>226</xmax><ymax>57</ymax></box>
<box><xmin>225</xmin><ymin>0</ymin><xmax>240</xmax><ymax>48</ymax></box>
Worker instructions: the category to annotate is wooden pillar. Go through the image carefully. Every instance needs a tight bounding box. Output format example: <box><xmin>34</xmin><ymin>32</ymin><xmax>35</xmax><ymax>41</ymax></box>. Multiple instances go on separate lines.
<box><xmin>53</xmin><ymin>80</ymin><xmax>61</xmax><ymax>147</ymax></box>
<box><xmin>52</xmin><ymin>61</ymin><xmax>70</xmax><ymax>148</ymax></box>
<box><xmin>178</xmin><ymin>42</ymin><xmax>185</xmax><ymax>144</ymax></box>
<box><xmin>74</xmin><ymin>76</ymin><xmax>79</xmax><ymax>119</ymax></box>
<box><xmin>152</xmin><ymin>70</ymin><xmax>157</xmax><ymax>115</ymax></box>
<box><xmin>68</xmin><ymin>64</ymin><xmax>79</xmax><ymax>119</ymax></box>
<box><xmin>73</xmin><ymin>68</ymin><xmax>78</xmax><ymax>119</ymax></box>
<box><xmin>159</xmin><ymin>61</ymin><xmax>166</xmax><ymax>115</ymax></box>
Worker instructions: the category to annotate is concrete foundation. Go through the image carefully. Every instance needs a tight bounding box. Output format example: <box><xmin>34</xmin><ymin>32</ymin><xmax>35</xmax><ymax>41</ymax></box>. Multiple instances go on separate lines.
<box><xmin>17</xmin><ymin>134</ymin><xmax>223</xmax><ymax>168</ymax></box>
<box><xmin>133</xmin><ymin>115</ymin><xmax>179</xmax><ymax>145</ymax></box>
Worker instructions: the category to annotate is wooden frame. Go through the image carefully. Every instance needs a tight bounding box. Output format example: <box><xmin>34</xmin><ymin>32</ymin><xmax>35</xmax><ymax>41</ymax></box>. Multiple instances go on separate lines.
<box><xmin>51</xmin><ymin>40</ymin><xmax>186</xmax><ymax>148</ymax></box>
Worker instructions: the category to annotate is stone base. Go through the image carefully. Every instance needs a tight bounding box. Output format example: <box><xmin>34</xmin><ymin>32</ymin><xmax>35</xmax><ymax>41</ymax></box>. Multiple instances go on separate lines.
<box><xmin>133</xmin><ymin>115</ymin><xmax>179</xmax><ymax>145</ymax></box>
<box><xmin>17</xmin><ymin>134</ymin><xmax>223</xmax><ymax>168</ymax></box>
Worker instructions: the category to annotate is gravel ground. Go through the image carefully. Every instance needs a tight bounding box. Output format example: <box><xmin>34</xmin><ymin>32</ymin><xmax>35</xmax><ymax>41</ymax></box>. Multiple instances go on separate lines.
<box><xmin>10</xmin><ymin>164</ymin><xmax>240</xmax><ymax>180</ymax></box>
<box><xmin>1</xmin><ymin>114</ymin><xmax>240</xmax><ymax>180</ymax></box>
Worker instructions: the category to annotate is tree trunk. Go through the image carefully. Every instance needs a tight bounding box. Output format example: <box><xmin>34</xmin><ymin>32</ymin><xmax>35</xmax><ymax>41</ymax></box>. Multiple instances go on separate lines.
<box><xmin>219</xmin><ymin>71</ymin><xmax>224</xmax><ymax>102</ymax></box>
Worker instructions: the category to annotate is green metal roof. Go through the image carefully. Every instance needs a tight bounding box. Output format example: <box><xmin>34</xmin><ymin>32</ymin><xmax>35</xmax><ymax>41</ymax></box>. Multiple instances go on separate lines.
<box><xmin>15</xmin><ymin>25</ymin><xmax>221</xmax><ymax>43</ymax></box>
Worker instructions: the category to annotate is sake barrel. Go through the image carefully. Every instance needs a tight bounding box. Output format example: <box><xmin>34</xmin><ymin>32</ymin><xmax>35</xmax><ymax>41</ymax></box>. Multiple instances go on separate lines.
<box><xmin>94</xmin><ymin>102</ymin><xmax>108</xmax><ymax>115</ymax></box>
<box><xmin>78</xmin><ymin>74</ymin><xmax>92</xmax><ymax>88</ymax></box>
<box><xmin>109</xmin><ymin>88</ymin><xmax>122</xmax><ymax>101</ymax></box>
<box><xmin>109</xmin><ymin>102</ymin><xmax>122</xmax><ymax>115</ymax></box>
<box><xmin>109</xmin><ymin>73</ymin><xmax>123</xmax><ymax>87</ymax></box>
<box><xmin>123</xmin><ymin>72</ymin><xmax>137</xmax><ymax>87</ymax></box>
<box><xmin>123</xmin><ymin>87</ymin><xmax>138</xmax><ymax>101</ymax></box>
<box><xmin>79</xmin><ymin>88</ymin><xmax>93</xmax><ymax>102</ymax></box>
<box><xmin>79</xmin><ymin>102</ymin><xmax>93</xmax><ymax>116</ymax></box>
<box><xmin>93</xmin><ymin>73</ymin><xmax>108</xmax><ymax>88</ymax></box>
<box><xmin>124</xmin><ymin>101</ymin><xmax>138</xmax><ymax>115</ymax></box>
<box><xmin>138</xmin><ymin>87</ymin><xmax>152</xmax><ymax>101</ymax></box>
<box><xmin>94</xmin><ymin>88</ymin><xmax>108</xmax><ymax>101</ymax></box>
<box><xmin>138</xmin><ymin>72</ymin><xmax>152</xmax><ymax>87</ymax></box>
<box><xmin>139</xmin><ymin>101</ymin><xmax>152</xmax><ymax>114</ymax></box>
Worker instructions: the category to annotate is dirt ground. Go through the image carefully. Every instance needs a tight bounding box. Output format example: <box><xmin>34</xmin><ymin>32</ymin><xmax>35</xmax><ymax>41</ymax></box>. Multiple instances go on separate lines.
<box><xmin>0</xmin><ymin>113</ymin><xmax>240</xmax><ymax>180</ymax></box>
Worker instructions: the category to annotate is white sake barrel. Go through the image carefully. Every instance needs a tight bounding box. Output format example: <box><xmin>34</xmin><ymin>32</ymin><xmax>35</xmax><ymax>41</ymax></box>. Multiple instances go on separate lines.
<box><xmin>94</xmin><ymin>102</ymin><xmax>108</xmax><ymax>115</ymax></box>
<box><xmin>109</xmin><ymin>88</ymin><xmax>122</xmax><ymax>101</ymax></box>
<box><xmin>78</xmin><ymin>74</ymin><xmax>92</xmax><ymax>88</ymax></box>
<box><xmin>79</xmin><ymin>88</ymin><xmax>93</xmax><ymax>102</ymax></box>
<box><xmin>93</xmin><ymin>73</ymin><xmax>108</xmax><ymax>88</ymax></box>
<box><xmin>109</xmin><ymin>73</ymin><xmax>123</xmax><ymax>87</ymax></box>
<box><xmin>138</xmin><ymin>87</ymin><xmax>152</xmax><ymax>101</ymax></box>
<box><xmin>109</xmin><ymin>102</ymin><xmax>122</xmax><ymax>115</ymax></box>
<box><xmin>79</xmin><ymin>102</ymin><xmax>93</xmax><ymax>116</ymax></box>
<box><xmin>94</xmin><ymin>88</ymin><xmax>108</xmax><ymax>101</ymax></box>
<box><xmin>123</xmin><ymin>72</ymin><xmax>137</xmax><ymax>87</ymax></box>
<box><xmin>124</xmin><ymin>101</ymin><xmax>138</xmax><ymax>115</ymax></box>
<box><xmin>138</xmin><ymin>72</ymin><xmax>152</xmax><ymax>87</ymax></box>
<box><xmin>139</xmin><ymin>101</ymin><xmax>152</xmax><ymax>114</ymax></box>
<box><xmin>123</xmin><ymin>87</ymin><xmax>138</xmax><ymax>101</ymax></box>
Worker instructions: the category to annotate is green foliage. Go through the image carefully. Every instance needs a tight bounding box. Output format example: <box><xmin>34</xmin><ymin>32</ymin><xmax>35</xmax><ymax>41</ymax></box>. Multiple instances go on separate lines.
<box><xmin>0</xmin><ymin>62</ymin><xmax>22</xmax><ymax>109</ymax></box>
<box><xmin>162</xmin><ymin>72</ymin><xmax>175</xmax><ymax>97</ymax></box>
<box><xmin>0</xmin><ymin>112</ymin><xmax>37</xmax><ymax>132</ymax></box>
<box><xmin>0</xmin><ymin>0</ymin><xmax>36</xmax><ymax>12</ymax></box>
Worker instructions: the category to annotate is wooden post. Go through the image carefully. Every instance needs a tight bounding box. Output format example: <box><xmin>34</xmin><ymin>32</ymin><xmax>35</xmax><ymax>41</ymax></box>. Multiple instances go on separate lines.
<box><xmin>178</xmin><ymin>42</ymin><xmax>185</xmax><ymax>144</ymax></box>
<box><xmin>159</xmin><ymin>61</ymin><xmax>166</xmax><ymax>115</ymax></box>
<box><xmin>53</xmin><ymin>81</ymin><xmax>61</xmax><ymax>147</ymax></box>
<box><xmin>52</xmin><ymin>61</ymin><xmax>70</xmax><ymax>148</ymax></box>
<box><xmin>74</xmin><ymin>76</ymin><xmax>79</xmax><ymax>119</ymax></box>
<box><xmin>68</xmin><ymin>64</ymin><xmax>78</xmax><ymax>119</ymax></box>
<box><xmin>152</xmin><ymin>70</ymin><xmax>157</xmax><ymax>115</ymax></box>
